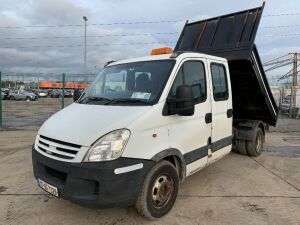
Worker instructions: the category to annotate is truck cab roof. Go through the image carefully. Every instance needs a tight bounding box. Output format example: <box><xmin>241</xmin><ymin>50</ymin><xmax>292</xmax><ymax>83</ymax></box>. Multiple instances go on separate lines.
<box><xmin>109</xmin><ymin>52</ymin><xmax>227</xmax><ymax>67</ymax></box>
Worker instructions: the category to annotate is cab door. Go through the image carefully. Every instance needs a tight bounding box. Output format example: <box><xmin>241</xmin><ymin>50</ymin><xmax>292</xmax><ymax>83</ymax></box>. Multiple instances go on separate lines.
<box><xmin>166</xmin><ymin>59</ymin><xmax>212</xmax><ymax>176</ymax></box>
<box><xmin>207</xmin><ymin>61</ymin><xmax>232</xmax><ymax>164</ymax></box>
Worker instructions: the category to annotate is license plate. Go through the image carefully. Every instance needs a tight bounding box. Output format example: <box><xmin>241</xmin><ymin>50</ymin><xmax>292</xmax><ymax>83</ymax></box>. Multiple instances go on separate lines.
<box><xmin>38</xmin><ymin>179</ymin><xmax>59</xmax><ymax>197</ymax></box>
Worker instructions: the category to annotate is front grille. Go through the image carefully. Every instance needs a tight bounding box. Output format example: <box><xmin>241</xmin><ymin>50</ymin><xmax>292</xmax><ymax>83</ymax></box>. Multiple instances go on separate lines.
<box><xmin>36</xmin><ymin>135</ymin><xmax>81</xmax><ymax>160</ymax></box>
<box><xmin>40</xmin><ymin>135</ymin><xmax>81</xmax><ymax>148</ymax></box>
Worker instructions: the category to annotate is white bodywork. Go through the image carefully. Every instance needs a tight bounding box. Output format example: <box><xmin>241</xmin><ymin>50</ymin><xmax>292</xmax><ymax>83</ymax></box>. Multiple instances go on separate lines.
<box><xmin>35</xmin><ymin>52</ymin><xmax>232</xmax><ymax>178</ymax></box>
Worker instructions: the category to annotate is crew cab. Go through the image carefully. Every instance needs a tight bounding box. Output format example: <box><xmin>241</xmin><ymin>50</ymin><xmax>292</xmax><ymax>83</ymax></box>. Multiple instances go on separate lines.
<box><xmin>32</xmin><ymin>3</ymin><xmax>278</xmax><ymax>219</ymax></box>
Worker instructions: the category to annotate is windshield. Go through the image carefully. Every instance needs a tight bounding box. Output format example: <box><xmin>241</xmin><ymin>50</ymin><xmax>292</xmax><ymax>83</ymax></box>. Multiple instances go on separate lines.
<box><xmin>79</xmin><ymin>60</ymin><xmax>175</xmax><ymax>105</ymax></box>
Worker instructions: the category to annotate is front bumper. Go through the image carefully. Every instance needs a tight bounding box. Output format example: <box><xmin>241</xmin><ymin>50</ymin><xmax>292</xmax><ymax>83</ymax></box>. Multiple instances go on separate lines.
<box><xmin>32</xmin><ymin>146</ymin><xmax>155</xmax><ymax>207</ymax></box>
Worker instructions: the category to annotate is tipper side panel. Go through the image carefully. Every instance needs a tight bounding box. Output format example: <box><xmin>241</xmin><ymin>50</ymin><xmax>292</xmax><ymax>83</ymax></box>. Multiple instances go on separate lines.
<box><xmin>175</xmin><ymin>3</ymin><xmax>278</xmax><ymax>126</ymax></box>
<box><xmin>175</xmin><ymin>4</ymin><xmax>264</xmax><ymax>60</ymax></box>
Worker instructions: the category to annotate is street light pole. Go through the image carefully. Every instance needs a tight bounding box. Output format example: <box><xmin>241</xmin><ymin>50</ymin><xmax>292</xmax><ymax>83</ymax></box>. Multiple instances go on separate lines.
<box><xmin>83</xmin><ymin>16</ymin><xmax>88</xmax><ymax>86</ymax></box>
<box><xmin>289</xmin><ymin>53</ymin><xmax>298</xmax><ymax>117</ymax></box>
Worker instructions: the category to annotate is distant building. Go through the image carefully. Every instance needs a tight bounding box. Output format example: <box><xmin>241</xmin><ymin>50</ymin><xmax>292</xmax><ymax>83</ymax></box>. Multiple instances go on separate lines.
<box><xmin>39</xmin><ymin>82</ymin><xmax>88</xmax><ymax>89</ymax></box>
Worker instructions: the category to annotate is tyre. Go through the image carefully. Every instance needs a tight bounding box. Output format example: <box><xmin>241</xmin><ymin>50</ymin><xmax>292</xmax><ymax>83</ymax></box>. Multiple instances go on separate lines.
<box><xmin>246</xmin><ymin>128</ymin><xmax>264</xmax><ymax>157</ymax></box>
<box><xmin>236</xmin><ymin>140</ymin><xmax>247</xmax><ymax>155</ymax></box>
<box><xmin>26</xmin><ymin>96</ymin><xmax>30</xmax><ymax>101</ymax></box>
<box><xmin>9</xmin><ymin>96</ymin><xmax>15</xmax><ymax>100</ymax></box>
<box><xmin>135</xmin><ymin>160</ymin><xmax>179</xmax><ymax>220</ymax></box>
<box><xmin>231</xmin><ymin>139</ymin><xmax>238</xmax><ymax>153</ymax></box>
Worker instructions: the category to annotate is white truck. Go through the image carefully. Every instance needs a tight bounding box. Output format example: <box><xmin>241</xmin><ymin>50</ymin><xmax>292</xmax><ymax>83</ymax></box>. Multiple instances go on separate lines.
<box><xmin>32</xmin><ymin>3</ymin><xmax>278</xmax><ymax>219</ymax></box>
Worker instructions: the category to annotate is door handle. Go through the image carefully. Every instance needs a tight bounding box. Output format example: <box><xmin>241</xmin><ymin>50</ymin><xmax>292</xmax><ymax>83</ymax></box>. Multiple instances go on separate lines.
<box><xmin>205</xmin><ymin>113</ymin><xmax>212</xmax><ymax>124</ymax></box>
<box><xmin>227</xmin><ymin>109</ymin><xmax>233</xmax><ymax>118</ymax></box>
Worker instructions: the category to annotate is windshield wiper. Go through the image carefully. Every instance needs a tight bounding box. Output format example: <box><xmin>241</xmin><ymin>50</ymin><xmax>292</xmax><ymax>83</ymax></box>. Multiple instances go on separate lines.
<box><xmin>104</xmin><ymin>98</ymin><xmax>153</xmax><ymax>105</ymax></box>
<box><xmin>79</xmin><ymin>96</ymin><xmax>111</xmax><ymax>104</ymax></box>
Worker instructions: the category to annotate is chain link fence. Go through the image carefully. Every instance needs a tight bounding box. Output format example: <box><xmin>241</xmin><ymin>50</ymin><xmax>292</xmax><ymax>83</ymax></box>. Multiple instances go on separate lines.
<box><xmin>0</xmin><ymin>72</ymin><xmax>299</xmax><ymax>128</ymax></box>
<box><xmin>271</xmin><ymin>86</ymin><xmax>300</xmax><ymax>118</ymax></box>
<box><xmin>0</xmin><ymin>72</ymin><xmax>96</xmax><ymax>128</ymax></box>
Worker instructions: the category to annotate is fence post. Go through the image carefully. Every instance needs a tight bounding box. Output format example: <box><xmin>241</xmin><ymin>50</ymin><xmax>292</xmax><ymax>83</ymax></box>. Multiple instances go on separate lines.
<box><xmin>61</xmin><ymin>73</ymin><xmax>65</xmax><ymax>109</ymax></box>
<box><xmin>0</xmin><ymin>71</ymin><xmax>2</xmax><ymax>128</ymax></box>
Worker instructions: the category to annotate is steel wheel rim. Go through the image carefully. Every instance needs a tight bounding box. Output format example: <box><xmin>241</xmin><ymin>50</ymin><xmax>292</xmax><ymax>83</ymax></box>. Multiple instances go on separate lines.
<box><xmin>256</xmin><ymin>133</ymin><xmax>262</xmax><ymax>151</ymax></box>
<box><xmin>151</xmin><ymin>174</ymin><xmax>173</xmax><ymax>208</ymax></box>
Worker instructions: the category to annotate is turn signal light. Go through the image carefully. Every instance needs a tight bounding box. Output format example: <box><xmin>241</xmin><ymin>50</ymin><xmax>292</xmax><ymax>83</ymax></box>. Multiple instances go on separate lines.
<box><xmin>151</xmin><ymin>47</ymin><xmax>173</xmax><ymax>55</ymax></box>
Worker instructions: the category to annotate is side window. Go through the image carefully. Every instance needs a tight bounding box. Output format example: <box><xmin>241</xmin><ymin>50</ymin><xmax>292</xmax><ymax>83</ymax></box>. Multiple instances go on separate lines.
<box><xmin>170</xmin><ymin>61</ymin><xmax>206</xmax><ymax>104</ymax></box>
<box><xmin>211</xmin><ymin>64</ymin><xmax>228</xmax><ymax>101</ymax></box>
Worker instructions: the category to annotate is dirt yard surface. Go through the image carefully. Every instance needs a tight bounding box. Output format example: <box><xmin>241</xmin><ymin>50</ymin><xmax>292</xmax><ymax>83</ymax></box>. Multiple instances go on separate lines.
<box><xmin>2</xmin><ymin>98</ymin><xmax>73</xmax><ymax>127</ymax></box>
<box><xmin>0</xmin><ymin>100</ymin><xmax>300</xmax><ymax>224</ymax></box>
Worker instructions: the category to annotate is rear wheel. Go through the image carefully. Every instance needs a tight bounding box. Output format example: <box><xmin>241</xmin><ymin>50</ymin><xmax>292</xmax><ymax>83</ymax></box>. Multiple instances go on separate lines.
<box><xmin>235</xmin><ymin>140</ymin><xmax>247</xmax><ymax>155</ymax></box>
<box><xmin>135</xmin><ymin>160</ymin><xmax>179</xmax><ymax>220</ymax></box>
<box><xmin>246</xmin><ymin>128</ymin><xmax>264</xmax><ymax>157</ymax></box>
<box><xmin>26</xmin><ymin>96</ymin><xmax>30</xmax><ymax>101</ymax></box>
<box><xmin>9</xmin><ymin>96</ymin><xmax>15</xmax><ymax>100</ymax></box>
<box><xmin>231</xmin><ymin>139</ymin><xmax>238</xmax><ymax>153</ymax></box>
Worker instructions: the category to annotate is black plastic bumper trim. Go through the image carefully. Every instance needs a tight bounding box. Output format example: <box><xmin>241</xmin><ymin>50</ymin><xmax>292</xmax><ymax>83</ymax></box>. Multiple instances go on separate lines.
<box><xmin>183</xmin><ymin>135</ymin><xmax>232</xmax><ymax>165</ymax></box>
<box><xmin>211</xmin><ymin>135</ymin><xmax>232</xmax><ymax>153</ymax></box>
<box><xmin>184</xmin><ymin>146</ymin><xmax>208</xmax><ymax>165</ymax></box>
<box><xmin>32</xmin><ymin>146</ymin><xmax>155</xmax><ymax>208</ymax></box>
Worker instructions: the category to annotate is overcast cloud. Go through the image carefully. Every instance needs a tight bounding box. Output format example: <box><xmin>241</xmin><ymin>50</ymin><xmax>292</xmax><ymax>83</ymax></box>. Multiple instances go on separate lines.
<box><xmin>0</xmin><ymin>0</ymin><xmax>299</xmax><ymax>85</ymax></box>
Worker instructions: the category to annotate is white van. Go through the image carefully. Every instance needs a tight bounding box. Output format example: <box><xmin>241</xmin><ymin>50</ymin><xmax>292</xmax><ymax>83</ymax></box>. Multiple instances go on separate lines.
<box><xmin>32</xmin><ymin>4</ymin><xmax>278</xmax><ymax>219</ymax></box>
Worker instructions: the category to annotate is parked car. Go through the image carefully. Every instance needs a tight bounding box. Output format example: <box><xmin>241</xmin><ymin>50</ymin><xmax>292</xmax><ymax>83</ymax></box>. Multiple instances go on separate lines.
<box><xmin>1</xmin><ymin>88</ymin><xmax>9</xmax><ymax>100</ymax></box>
<box><xmin>31</xmin><ymin>89</ymin><xmax>38</xmax><ymax>95</ymax></box>
<box><xmin>50</xmin><ymin>89</ymin><xmax>61</xmax><ymax>98</ymax></box>
<box><xmin>284</xmin><ymin>95</ymin><xmax>291</xmax><ymax>101</ymax></box>
<box><xmin>280</xmin><ymin>92</ymin><xmax>300</xmax><ymax>115</ymax></box>
<box><xmin>279</xmin><ymin>100</ymin><xmax>290</xmax><ymax>113</ymax></box>
<box><xmin>47</xmin><ymin>89</ymin><xmax>53</xmax><ymax>95</ymax></box>
<box><xmin>8</xmin><ymin>90</ymin><xmax>37</xmax><ymax>101</ymax></box>
<box><xmin>37</xmin><ymin>90</ymin><xmax>48</xmax><ymax>98</ymax></box>
<box><xmin>63</xmin><ymin>90</ymin><xmax>73</xmax><ymax>98</ymax></box>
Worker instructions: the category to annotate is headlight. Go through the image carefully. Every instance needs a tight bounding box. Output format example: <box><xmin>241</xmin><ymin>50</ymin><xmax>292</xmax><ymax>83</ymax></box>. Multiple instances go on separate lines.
<box><xmin>83</xmin><ymin>129</ymin><xmax>130</xmax><ymax>162</ymax></box>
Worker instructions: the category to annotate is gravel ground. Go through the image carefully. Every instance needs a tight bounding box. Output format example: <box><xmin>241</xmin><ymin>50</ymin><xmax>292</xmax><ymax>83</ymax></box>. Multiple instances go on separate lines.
<box><xmin>2</xmin><ymin>98</ymin><xmax>73</xmax><ymax>127</ymax></box>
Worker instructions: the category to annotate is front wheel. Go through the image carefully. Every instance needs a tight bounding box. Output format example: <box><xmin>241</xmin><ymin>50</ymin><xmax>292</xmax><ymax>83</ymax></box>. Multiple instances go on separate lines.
<box><xmin>135</xmin><ymin>160</ymin><xmax>179</xmax><ymax>220</ymax></box>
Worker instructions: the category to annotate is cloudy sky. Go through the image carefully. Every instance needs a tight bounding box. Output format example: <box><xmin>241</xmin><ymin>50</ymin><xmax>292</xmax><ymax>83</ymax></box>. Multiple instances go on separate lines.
<box><xmin>0</xmin><ymin>0</ymin><xmax>299</xmax><ymax>85</ymax></box>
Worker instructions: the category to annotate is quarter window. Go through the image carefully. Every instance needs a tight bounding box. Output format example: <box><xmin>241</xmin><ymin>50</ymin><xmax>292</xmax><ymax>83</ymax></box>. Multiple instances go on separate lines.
<box><xmin>211</xmin><ymin>64</ymin><xmax>228</xmax><ymax>101</ymax></box>
<box><xmin>170</xmin><ymin>61</ymin><xmax>206</xmax><ymax>104</ymax></box>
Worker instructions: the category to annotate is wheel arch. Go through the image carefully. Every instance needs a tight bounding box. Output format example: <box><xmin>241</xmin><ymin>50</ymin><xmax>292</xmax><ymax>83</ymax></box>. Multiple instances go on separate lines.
<box><xmin>234</xmin><ymin>120</ymin><xmax>265</xmax><ymax>142</ymax></box>
<box><xmin>151</xmin><ymin>148</ymin><xmax>186</xmax><ymax>182</ymax></box>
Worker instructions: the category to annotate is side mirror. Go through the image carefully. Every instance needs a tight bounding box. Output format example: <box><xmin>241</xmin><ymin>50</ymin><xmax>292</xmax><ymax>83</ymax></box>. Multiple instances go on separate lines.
<box><xmin>168</xmin><ymin>85</ymin><xmax>195</xmax><ymax>116</ymax></box>
<box><xmin>73</xmin><ymin>89</ymin><xmax>81</xmax><ymax>102</ymax></box>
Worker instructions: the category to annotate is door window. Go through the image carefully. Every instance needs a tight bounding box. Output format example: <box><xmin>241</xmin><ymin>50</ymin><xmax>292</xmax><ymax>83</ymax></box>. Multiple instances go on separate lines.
<box><xmin>211</xmin><ymin>64</ymin><xmax>228</xmax><ymax>101</ymax></box>
<box><xmin>170</xmin><ymin>61</ymin><xmax>206</xmax><ymax>104</ymax></box>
